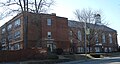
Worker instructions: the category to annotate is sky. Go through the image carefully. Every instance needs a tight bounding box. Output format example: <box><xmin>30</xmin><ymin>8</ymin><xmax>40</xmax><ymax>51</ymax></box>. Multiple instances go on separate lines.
<box><xmin>0</xmin><ymin>0</ymin><xmax>120</xmax><ymax>45</ymax></box>
<box><xmin>49</xmin><ymin>0</ymin><xmax>120</xmax><ymax>45</ymax></box>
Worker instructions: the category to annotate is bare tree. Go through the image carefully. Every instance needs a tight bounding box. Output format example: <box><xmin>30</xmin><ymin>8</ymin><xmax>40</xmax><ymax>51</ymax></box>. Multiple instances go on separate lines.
<box><xmin>69</xmin><ymin>8</ymin><xmax>110</xmax><ymax>53</ymax></box>
<box><xmin>0</xmin><ymin>0</ymin><xmax>55</xmax><ymax>50</ymax></box>
<box><xmin>0</xmin><ymin>0</ymin><xmax>54</xmax><ymax>18</ymax></box>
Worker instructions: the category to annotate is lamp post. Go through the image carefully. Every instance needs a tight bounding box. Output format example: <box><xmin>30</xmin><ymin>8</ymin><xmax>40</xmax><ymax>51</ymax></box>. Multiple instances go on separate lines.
<box><xmin>86</xmin><ymin>28</ymin><xmax>90</xmax><ymax>53</ymax></box>
<box><xmin>84</xmin><ymin>19</ymin><xmax>87</xmax><ymax>55</ymax></box>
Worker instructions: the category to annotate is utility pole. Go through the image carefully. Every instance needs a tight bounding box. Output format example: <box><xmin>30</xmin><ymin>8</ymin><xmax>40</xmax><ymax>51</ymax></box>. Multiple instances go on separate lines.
<box><xmin>23</xmin><ymin>0</ymin><xmax>28</xmax><ymax>49</ymax></box>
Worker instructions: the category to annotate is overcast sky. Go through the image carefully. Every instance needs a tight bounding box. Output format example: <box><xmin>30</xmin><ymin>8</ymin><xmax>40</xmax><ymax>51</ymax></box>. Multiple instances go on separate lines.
<box><xmin>50</xmin><ymin>0</ymin><xmax>120</xmax><ymax>45</ymax></box>
<box><xmin>0</xmin><ymin>0</ymin><xmax>120</xmax><ymax>45</ymax></box>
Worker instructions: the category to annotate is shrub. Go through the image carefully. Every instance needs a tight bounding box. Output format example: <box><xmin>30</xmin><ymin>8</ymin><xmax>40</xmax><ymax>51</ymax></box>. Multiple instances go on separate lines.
<box><xmin>55</xmin><ymin>48</ymin><xmax>63</xmax><ymax>55</ymax></box>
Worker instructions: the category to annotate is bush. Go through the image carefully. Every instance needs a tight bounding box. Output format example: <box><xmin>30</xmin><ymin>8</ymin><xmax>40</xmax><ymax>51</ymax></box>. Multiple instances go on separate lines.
<box><xmin>55</xmin><ymin>48</ymin><xmax>63</xmax><ymax>55</ymax></box>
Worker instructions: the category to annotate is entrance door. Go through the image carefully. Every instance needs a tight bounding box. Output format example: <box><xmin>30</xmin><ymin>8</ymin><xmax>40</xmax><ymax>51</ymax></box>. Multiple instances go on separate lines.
<box><xmin>47</xmin><ymin>44</ymin><xmax>53</xmax><ymax>52</ymax></box>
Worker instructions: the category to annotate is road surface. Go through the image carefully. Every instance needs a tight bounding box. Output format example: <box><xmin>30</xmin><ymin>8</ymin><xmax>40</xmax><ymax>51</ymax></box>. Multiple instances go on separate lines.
<box><xmin>58</xmin><ymin>57</ymin><xmax>120</xmax><ymax>64</ymax></box>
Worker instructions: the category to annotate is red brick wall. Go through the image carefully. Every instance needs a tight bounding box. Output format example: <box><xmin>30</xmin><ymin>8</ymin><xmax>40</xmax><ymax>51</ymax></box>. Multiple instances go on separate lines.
<box><xmin>26</xmin><ymin>13</ymin><xmax>70</xmax><ymax>51</ymax></box>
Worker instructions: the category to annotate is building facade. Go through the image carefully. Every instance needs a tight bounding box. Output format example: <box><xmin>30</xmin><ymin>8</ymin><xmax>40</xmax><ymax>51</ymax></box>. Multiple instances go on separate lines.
<box><xmin>0</xmin><ymin>12</ymin><xmax>118</xmax><ymax>53</ymax></box>
<box><xmin>68</xmin><ymin>20</ymin><xmax>118</xmax><ymax>53</ymax></box>
<box><xmin>0</xmin><ymin>12</ymin><xmax>70</xmax><ymax>52</ymax></box>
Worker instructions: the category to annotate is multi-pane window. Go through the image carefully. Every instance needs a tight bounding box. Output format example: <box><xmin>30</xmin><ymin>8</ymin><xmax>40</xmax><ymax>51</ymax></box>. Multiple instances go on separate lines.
<box><xmin>77</xmin><ymin>47</ymin><xmax>84</xmax><ymax>53</ymax></box>
<box><xmin>14</xmin><ymin>19</ymin><xmax>21</xmax><ymax>27</ymax></box>
<box><xmin>7</xmin><ymin>24</ymin><xmax>12</xmax><ymax>31</ymax></box>
<box><xmin>70</xmin><ymin>31</ymin><xmax>73</xmax><ymax>43</ymax></box>
<box><xmin>95</xmin><ymin>47</ymin><xmax>100</xmax><ymax>52</ymax></box>
<box><xmin>109</xmin><ymin>34</ymin><xmax>112</xmax><ymax>43</ymax></box>
<box><xmin>14</xmin><ymin>31</ymin><xmax>20</xmax><ymax>39</ymax></box>
<box><xmin>47</xmin><ymin>19</ymin><xmax>52</xmax><ymax>26</ymax></box>
<box><xmin>78</xmin><ymin>30</ymin><xmax>82</xmax><ymax>41</ymax></box>
<box><xmin>1</xmin><ymin>38</ymin><xmax>6</xmax><ymax>45</ymax></box>
<box><xmin>2</xmin><ymin>47</ymin><xmax>7</xmax><ymax>50</ymax></box>
<box><xmin>47</xmin><ymin>32</ymin><xmax>51</xmax><ymax>38</ymax></box>
<box><xmin>8</xmin><ymin>34</ymin><xmax>12</xmax><ymax>41</ymax></box>
<box><xmin>14</xmin><ymin>43</ymin><xmax>20</xmax><ymax>50</ymax></box>
<box><xmin>102</xmin><ymin>33</ymin><xmax>106</xmax><ymax>43</ymax></box>
<box><xmin>2</xmin><ymin>28</ymin><xmax>5</xmax><ymax>34</ymax></box>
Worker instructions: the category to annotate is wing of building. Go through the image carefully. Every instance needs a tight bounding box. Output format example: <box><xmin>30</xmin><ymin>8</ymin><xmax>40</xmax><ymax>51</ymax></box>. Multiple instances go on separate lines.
<box><xmin>0</xmin><ymin>12</ymin><xmax>70</xmax><ymax>53</ymax></box>
<box><xmin>68</xmin><ymin>20</ymin><xmax>118</xmax><ymax>53</ymax></box>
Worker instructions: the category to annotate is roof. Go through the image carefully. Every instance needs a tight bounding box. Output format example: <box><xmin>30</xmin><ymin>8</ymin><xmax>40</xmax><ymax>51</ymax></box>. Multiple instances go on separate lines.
<box><xmin>68</xmin><ymin>20</ymin><xmax>117</xmax><ymax>32</ymax></box>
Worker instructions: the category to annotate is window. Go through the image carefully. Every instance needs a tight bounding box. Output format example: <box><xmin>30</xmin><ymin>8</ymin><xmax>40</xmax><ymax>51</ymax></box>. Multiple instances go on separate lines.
<box><xmin>2</xmin><ymin>47</ymin><xmax>7</xmax><ymax>50</ymax></box>
<box><xmin>109</xmin><ymin>47</ymin><xmax>112</xmax><ymax>52</ymax></box>
<box><xmin>104</xmin><ymin>47</ymin><xmax>108</xmax><ymax>52</ymax></box>
<box><xmin>47</xmin><ymin>19</ymin><xmax>52</xmax><ymax>26</ymax></box>
<box><xmin>14</xmin><ymin>43</ymin><xmax>20</xmax><ymax>50</ymax></box>
<box><xmin>109</xmin><ymin>34</ymin><xmax>112</xmax><ymax>43</ymax></box>
<box><xmin>78</xmin><ymin>30</ymin><xmax>82</xmax><ymax>41</ymax></box>
<box><xmin>77</xmin><ymin>47</ymin><xmax>84</xmax><ymax>53</ymax></box>
<box><xmin>14</xmin><ymin>19</ymin><xmax>21</xmax><ymax>27</ymax></box>
<box><xmin>47</xmin><ymin>32</ymin><xmax>51</xmax><ymax>38</ymax></box>
<box><xmin>7</xmin><ymin>24</ymin><xmax>12</xmax><ymax>31</ymax></box>
<box><xmin>95</xmin><ymin>33</ymin><xmax>98</xmax><ymax>43</ymax></box>
<box><xmin>2</xmin><ymin>28</ymin><xmax>5</xmax><ymax>34</ymax></box>
<box><xmin>1</xmin><ymin>38</ymin><xmax>6</xmax><ymax>45</ymax></box>
<box><xmin>95</xmin><ymin>47</ymin><xmax>100</xmax><ymax>52</ymax></box>
<box><xmin>70</xmin><ymin>31</ymin><xmax>72</xmax><ymax>36</ymax></box>
<box><xmin>9</xmin><ymin>44</ymin><xmax>14</xmax><ymax>50</ymax></box>
<box><xmin>14</xmin><ymin>31</ymin><xmax>20</xmax><ymax>39</ymax></box>
<box><xmin>8</xmin><ymin>34</ymin><xmax>12</xmax><ymax>41</ymax></box>
<box><xmin>102</xmin><ymin>33</ymin><xmax>106</xmax><ymax>43</ymax></box>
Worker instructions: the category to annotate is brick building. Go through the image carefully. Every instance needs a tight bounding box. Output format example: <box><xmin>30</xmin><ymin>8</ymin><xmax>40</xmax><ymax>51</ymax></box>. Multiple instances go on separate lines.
<box><xmin>0</xmin><ymin>12</ymin><xmax>70</xmax><ymax>52</ymax></box>
<box><xmin>0</xmin><ymin>12</ymin><xmax>118</xmax><ymax>53</ymax></box>
<box><xmin>68</xmin><ymin>14</ymin><xmax>118</xmax><ymax>53</ymax></box>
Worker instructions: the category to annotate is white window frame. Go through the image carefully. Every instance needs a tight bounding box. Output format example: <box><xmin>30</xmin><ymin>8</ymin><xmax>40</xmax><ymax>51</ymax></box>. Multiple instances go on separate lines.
<box><xmin>47</xmin><ymin>32</ymin><xmax>51</xmax><ymax>38</ymax></box>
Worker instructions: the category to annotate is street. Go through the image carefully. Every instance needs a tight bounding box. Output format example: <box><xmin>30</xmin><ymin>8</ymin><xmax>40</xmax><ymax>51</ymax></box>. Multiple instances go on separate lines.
<box><xmin>58</xmin><ymin>57</ymin><xmax>120</xmax><ymax>64</ymax></box>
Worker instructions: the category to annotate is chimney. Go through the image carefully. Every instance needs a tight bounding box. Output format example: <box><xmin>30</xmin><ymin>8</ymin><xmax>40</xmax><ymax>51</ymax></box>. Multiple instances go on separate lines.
<box><xmin>51</xmin><ymin>13</ymin><xmax>56</xmax><ymax>16</ymax></box>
